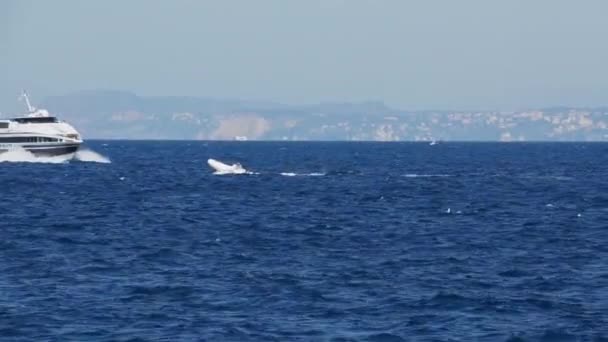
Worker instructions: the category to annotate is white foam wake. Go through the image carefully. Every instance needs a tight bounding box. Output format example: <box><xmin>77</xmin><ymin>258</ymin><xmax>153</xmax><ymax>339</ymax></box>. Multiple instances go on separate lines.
<box><xmin>0</xmin><ymin>147</ymin><xmax>110</xmax><ymax>164</ymax></box>
<box><xmin>403</xmin><ymin>174</ymin><xmax>452</xmax><ymax>178</ymax></box>
<box><xmin>280</xmin><ymin>172</ymin><xmax>325</xmax><ymax>177</ymax></box>
<box><xmin>0</xmin><ymin>147</ymin><xmax>69</xmax><ymax>163</ymax></box>
<box><xmin>74</xmin><ymin>148</ymin><xmax>111</xmax><ymax>163</ymax></box>
<box><xmin>213</xmin><ymin>170</ymin><xmax>258</xmax><ymax>175</ymax></box>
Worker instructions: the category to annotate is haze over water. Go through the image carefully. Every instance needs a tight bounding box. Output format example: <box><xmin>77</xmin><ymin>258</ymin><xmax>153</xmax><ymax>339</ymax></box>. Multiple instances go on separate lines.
<box><xmin>2</xmin><ymin>1</ymin><xmax>608</xmax><ymax>111</ymax></box>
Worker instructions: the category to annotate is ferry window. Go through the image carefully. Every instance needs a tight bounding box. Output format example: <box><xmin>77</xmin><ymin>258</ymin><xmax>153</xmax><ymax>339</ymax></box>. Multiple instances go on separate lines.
<box><xmin>0</xmin><ymin>137</ymin><xmax>33</xmax><ymax>143</ymax></box>
<box><xmin>14</xmin><ymin>117</ymin><xmax>58</xmax><ymax>124</ymax></box>
<box><xmin>0</xmin><ymin>122</ymin><xmax>8</xmax><ymax>129</ymax></box>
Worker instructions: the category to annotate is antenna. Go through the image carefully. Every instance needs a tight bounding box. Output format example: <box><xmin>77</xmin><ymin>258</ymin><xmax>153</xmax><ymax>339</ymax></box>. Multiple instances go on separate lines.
<box><xmin>19</xmin><ymin>90</ymin><xmax>35</xmax><ymax>113</ymax></box>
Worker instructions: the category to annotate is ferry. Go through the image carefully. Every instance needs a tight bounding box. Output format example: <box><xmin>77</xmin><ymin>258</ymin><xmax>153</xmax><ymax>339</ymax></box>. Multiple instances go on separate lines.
<box><xmin>0</xmin><ymin>91</ymin><xmax>82</xmax><ymax>157</ymax></box>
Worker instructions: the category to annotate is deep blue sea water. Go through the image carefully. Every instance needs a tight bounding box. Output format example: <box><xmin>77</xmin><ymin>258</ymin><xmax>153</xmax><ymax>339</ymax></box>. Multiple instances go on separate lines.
<box><xmin>0</xmin><ymin>141</ymin><xmax>607</xmax><ymax>341</ymax></box>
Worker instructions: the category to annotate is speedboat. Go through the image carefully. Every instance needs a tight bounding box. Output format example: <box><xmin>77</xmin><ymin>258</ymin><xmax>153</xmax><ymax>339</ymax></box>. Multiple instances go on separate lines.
<box><xmin>0</xmin><ymin>91</ymin><xmax>83</xmax><ymax>157</ymax></box>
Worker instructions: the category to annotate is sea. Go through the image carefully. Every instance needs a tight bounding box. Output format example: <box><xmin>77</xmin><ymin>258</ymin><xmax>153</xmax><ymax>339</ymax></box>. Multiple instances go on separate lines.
<box><xmin>0</xmin><ymin>141</ymin><xmax>606</xmax><ymax>341</ymax></box>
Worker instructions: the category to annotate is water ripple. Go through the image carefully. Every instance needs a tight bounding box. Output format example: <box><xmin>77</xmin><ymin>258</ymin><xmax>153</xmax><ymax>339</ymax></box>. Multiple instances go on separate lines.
<box><xmin>0</xmin><ymin>141</ymin><xmax>606</xmax><ymax>341</ymax></box>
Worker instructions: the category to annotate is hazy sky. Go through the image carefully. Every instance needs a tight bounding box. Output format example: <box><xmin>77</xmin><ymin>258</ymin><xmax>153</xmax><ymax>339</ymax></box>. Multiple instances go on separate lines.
<box><xmin>1</xmin><ymin>0</ymin><xmax>607</xmax><ymax>112</ymax></box>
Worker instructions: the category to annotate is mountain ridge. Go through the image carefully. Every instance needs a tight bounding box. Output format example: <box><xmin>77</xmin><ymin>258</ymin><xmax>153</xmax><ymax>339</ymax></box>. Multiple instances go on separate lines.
<box><xmin>34</xmin><ymin>90</ymin><xmax>608</xmax><ymax>141</ymax></box>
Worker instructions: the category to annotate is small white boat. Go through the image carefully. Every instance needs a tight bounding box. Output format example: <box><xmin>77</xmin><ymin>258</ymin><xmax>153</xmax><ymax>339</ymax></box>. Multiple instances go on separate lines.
<box><xmin>207</xmin><ymin>158</ymin><xmax>248</xmax><ymax>174</ymax></box>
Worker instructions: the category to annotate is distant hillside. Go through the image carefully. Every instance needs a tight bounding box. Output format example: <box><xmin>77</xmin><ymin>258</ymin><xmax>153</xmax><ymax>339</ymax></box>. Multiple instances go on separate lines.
<box><xmin>40</xmin><ymin>90</ymin><xmax>608</xmax><ymax>141</ymax></box>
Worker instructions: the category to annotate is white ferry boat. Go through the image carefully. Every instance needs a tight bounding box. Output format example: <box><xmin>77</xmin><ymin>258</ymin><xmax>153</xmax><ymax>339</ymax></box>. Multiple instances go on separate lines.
<box><xmin>0</xmin><ymin>91</ymin><xmax>82</xmax><ymax>156</ymax></box>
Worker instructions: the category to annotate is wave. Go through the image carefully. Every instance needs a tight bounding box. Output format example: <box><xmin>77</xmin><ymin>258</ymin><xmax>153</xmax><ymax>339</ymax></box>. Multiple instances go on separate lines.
<box><xmin>0</xmin><ymin>147</ymin><xmax>110</xmax><ymax>164</ymax></box>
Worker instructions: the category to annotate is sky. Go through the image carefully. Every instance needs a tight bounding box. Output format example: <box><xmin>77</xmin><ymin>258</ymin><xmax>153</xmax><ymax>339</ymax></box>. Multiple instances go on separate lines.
<box><xmin>1</xmin><ymin>0</ymin><xmax>607</xmax><ymax>113</ymax></box>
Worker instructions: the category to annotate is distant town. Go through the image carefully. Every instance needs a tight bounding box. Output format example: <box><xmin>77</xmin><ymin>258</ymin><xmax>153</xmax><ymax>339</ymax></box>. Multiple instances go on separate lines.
<box><xmin>30</xmin><ymin>90</ymin><xmax>608</xmax><ymax>141</ymax></box>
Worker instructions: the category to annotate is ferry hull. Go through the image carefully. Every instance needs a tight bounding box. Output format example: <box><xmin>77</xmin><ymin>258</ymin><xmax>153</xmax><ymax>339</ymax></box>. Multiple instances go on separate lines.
<box><xmin>0</xmin><ymin>143</ymin><xmax>80</xmax><ymax>157</ymax></box>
